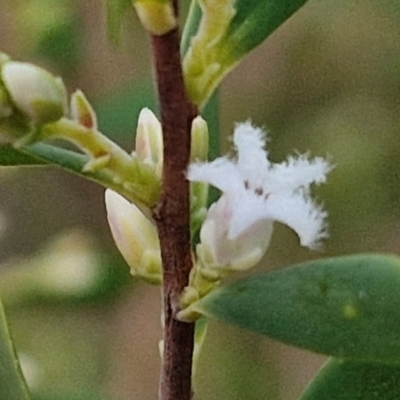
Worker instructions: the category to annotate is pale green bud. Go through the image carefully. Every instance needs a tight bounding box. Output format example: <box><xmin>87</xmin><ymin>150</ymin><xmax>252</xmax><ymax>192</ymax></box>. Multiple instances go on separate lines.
<box><xmin>190</xmin><ymin>116</ymin><xmax>209</xmax><ymax>162</ymax></box>
<box><xmin>133</xmin><ymin>0</ymin><xmax>177</xmax><ymax>35</ymax></box>
<box><xmin>105</xmin><ymin>189</ymin><xmax>162</xmax><ymax>284</ymax></box>
<box><xmin>189</xmin><ymin>116</ymin><xmax>209</xmax><ymax>236</ymax></box>
<box><xmin>1</xmin><ymin>61</ymin><xmax>68</xmax><ymax>125</ymax></box>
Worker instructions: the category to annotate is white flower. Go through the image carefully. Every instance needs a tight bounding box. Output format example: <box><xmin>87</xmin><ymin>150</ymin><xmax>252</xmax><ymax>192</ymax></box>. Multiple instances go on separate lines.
<box><xmin>188</xmin><ymin>122</ymin><xmax>332</xmax><ymax>271</ymax></box>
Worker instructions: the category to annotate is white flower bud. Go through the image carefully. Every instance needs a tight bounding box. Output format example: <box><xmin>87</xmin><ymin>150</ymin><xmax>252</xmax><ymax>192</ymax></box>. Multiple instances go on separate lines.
<box><xmin>1</xmin><ymin>61</ymin><xmax>68</xmax><ymax>125</ymax></box>
<box><xmin>105</xmin><ymin>189</ymin><xmax>162</xmax><ymax>284</ymax></box>
<box><xmin>135</xmin><ymin>108</ymin><xmax>163</xmax><ymax>178</ymax></box>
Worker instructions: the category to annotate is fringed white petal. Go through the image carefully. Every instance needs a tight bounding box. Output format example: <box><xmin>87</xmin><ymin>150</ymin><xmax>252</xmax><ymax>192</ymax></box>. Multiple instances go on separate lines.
<box><xmin>267</xmin><ymin>155</ymin><xmax>332</xmax><ymax>193</ymax></box>
<box><xmin>187</xmin><ymin>158</ymin><xmax>242</xmax><ymax>193</ymax></box>
<box><xmin>234</xmin><ymin>122</ymin><xmax>270</xmax><ymax>183</ymax></box>
<box><xmin>259</xmin><ymin>192</ymin><xmax>328</xmax><ymax>249</ymax></box>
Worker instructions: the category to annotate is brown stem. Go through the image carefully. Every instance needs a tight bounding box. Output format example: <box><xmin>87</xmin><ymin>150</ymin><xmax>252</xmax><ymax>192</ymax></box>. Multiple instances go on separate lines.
<box><xmin>150</xmin><ymin>9</ymin><xmax>198</xmax><ymax>400</ymax></box>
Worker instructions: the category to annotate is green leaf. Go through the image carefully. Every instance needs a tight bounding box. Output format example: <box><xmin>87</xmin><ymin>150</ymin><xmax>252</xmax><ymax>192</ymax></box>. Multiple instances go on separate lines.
<box><xmin>299</xmin><ymin>357</ymin><xmax>400</xmax><ymax>400</ymax></box>
<box><xmin>226</xmin><ymin>0</ymin><xmax>308</xmax><ymax>59</ymax></box>
<box><xmin>193</xmin><ymin>254</ymin><xmax>400</xmax><ymax>363</ymax></box>
<box><xmin>0</xmin><ymin>143</ymin><xmax>132</xmax><ymax>198</ymax></box>
<box><xmin>0</xmin><ymin>302</ymin><xmax>31</xmax><ymax>400</ymax></box>
<box><xmin>22</xmin><ymin>143</ymin><xmax>90</xmax><ymax>173</ymax></box>
<box><xmin>105</xmin><ymin>0</ymin><xmax>132</xmax><ymax>45</ymax></box>
<box><xmin>0</xmin><ymin>143</ymin><xmax>91</xmax><ymax>170</ymax></box>
<box><xmin>183</xmin><ymin>0</ymin><xmax>309</xmax><ymax>107</ymax></box>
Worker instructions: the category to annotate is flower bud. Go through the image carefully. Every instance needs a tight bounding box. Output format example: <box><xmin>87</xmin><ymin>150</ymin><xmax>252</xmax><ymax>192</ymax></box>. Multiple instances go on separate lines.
<box><xmin>189</xmin><ymin>116</ymin><xmax>209</xmax><ymax>235</ymax></box>
<box><xmin>1</xmin><ymin>61</ymin><xmax>68</xmax><ymax>125</ymax></box>
<box><xmin>135</xmin><ymin>108</ymin><xmax>163</xmax><ymax>178</ymax></box>
<box><xmin>105</xmin><ymin>189</ymin><xmax>162</xmax><ymax>284</ymax></box>
<box><xmin>133</xmin><ymin>0</ymin><xmax>177</xmax><ymax>35</ymax></box>
<box><xmin>190</xmin><ymin>116</ymin><xmax>208</xmax><ymax>162</ymax></box>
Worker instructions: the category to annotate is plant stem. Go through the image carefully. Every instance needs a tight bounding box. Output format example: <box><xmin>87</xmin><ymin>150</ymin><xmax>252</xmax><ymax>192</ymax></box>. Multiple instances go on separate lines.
<box><xmin>150</xmin><ymin>3</ymin><xmax>198</xmax><ymax>399</ymax></box>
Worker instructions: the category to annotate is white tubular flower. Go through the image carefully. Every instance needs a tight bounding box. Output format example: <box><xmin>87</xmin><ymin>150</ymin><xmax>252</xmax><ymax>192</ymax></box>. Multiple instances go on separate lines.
<box><xmin>188</xmin><ymin>122</ymin><xmax>332</xmax><ymax>271</ymax></box>
<box><xmin>105</xmin><ymin>189</ymin><xmax>162</xmax><ymax>284</ymax></box>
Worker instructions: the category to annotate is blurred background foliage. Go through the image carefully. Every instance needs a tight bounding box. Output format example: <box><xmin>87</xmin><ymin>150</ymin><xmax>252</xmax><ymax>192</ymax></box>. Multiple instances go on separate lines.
<box><xmin>0</xmin><ymin>0</ymin><xmax>400</xmax><ymax>399</ymax></box>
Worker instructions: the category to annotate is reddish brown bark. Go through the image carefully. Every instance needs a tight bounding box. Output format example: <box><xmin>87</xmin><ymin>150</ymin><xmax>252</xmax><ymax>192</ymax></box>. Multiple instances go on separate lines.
<box><xmin>150</xmin><ymin>10</ymin><xmax>198</xmax><ymax>400</ymax></box>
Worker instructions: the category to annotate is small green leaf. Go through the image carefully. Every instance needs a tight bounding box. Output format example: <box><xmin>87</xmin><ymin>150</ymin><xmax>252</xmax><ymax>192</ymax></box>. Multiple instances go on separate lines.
<box><xmin>299</xmin><ymin>357</ymin><xmax>400</xmax><ymax>400</ymax></box>
<box><xmin>193</xmin><ymin>254</ymin><xmax>400</xmax><ymax>363</ymax></box>
<box><xmin>183</xmin><ymin>0</ymin><xmax>309</xmax><ymax>107</ymax></box>
<box><xmin>105</xmin><ymin>0</ymin><xmax>132</xmax><ymax>45</ymax></box>
<box><xmin>225</xmin><ymin>0</ymin><xmax>308</xmax><ymax>59</ymax></box>
<box><xmin>0</xmin><ymin>142</ymin><xmax>97</xmax><ymax>173</ymax></box>
<box><xmin>0</xmin><ymin>143</ymin><xmax>136</xmax><ymax>199</ymax></box>
<box><xmin>22</xmin><ymin>143</ymin><xmax>90</xmax><ymax>173</ymax></box>
<box><xmin>0</xmin><ymin>302</ymin><xmax>31</xmax><ymax>400</ymax></box>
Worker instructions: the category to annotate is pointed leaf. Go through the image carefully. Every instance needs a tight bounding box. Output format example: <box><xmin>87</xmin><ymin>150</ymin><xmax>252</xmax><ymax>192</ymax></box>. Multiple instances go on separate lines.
<box><xmin>0</xmin><ymin>143</ymin><xmax>132</xmax><ymax>198</ymax></box>
<box><xmin>0</xmin><ymin>143</ymin><xmax>90</xmax><ymax>169</ymax></box>
<box><xmin>226</xmin><ymin>0</ymin><xmax>308</xmax><ymax>59</ymax></box>
<box><xmin>193</xmin><ymin>254</ymin><xmax>400</xmax><ymax>363</ymax></box>
<box><xmin>23</xmin><ymin>142</ymin><xmax>89</xmax><ymax>172</ymax></box>
<box><xmin>299</xmin><ymin>357</ymin><xmax>400</xmax><ymax>400</ymax></box>
<box><xmin>0</xmin><ymin>302</ymin><xmax>31</xmax><ymax>400</ymax></box>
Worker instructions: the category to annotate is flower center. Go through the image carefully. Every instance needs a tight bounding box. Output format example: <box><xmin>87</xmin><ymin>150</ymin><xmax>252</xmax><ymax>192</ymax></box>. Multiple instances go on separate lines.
<box><xmin>244</xmin><ymin>180</ymin><xmax>270</xmax><ymax>200</ymax></box>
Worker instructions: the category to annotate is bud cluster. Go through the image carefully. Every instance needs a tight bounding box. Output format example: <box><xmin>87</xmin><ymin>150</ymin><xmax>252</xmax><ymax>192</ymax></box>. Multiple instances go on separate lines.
<box><xmin>104</xmin><ymin>114</ymin><xmax>209</xmax><ymax>283</ymax></box>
